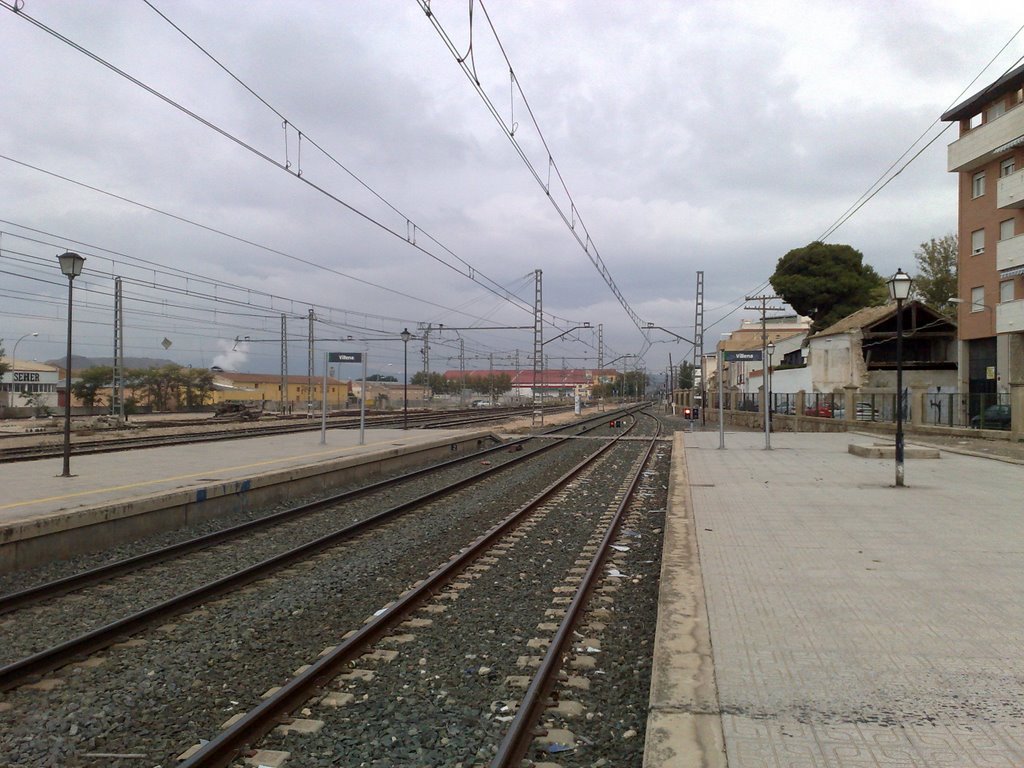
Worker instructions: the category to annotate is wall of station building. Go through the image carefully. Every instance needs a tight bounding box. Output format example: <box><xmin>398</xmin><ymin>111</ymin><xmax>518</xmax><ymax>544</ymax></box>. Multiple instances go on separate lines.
<box><xmin>0</xmin><ymin>365</ymin><xmax>61</xmax><ymax>409</ymax></box>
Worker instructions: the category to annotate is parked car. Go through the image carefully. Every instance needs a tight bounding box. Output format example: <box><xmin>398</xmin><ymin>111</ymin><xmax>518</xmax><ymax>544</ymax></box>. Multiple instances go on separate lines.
<box><xmin>970</xmin><ymin>404</ymin><xmax>1011</xmax><ymax>430</ymax></box>
<box><xmin>471</xmin><ymin>399</ymin><xmax>492</xmax><ymax>408</ymax></box>
<box><xmin>855</xmin><ymin>403</ymin><xmax>881</xmax><ymax>421</ymax></box>
<box><xmin>804</xmin><ymin>404</ymin><xmax>834</xmax><ymax>418</ymax></box>
<box><xmin>834</xmin><ymin>402</ymin><xmax>880</xmax><ymax>421</ymax></box>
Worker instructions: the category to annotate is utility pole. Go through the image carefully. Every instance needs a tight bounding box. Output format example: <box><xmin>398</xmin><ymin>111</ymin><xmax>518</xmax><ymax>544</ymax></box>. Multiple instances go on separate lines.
<box><xmin>488</xmin><ymin>352</ymin><xmax>494</xmax><ymax>405</ymax></box>
<box><xmin>744</xmin><ymin>293</ymin><xmax>785</xmax><ymax>449</ymax></box>
<box><xmin>419</xmin><ymin>323</ymin><xmax>432</xmax><ymax>400</ymax></box>
<box><xmin>111</xmin><ymin>277</ymin><xmax>124</xmax><ymax>421</ymax></box>
<box><xmin>597</xmin><ymin>324</ymin><xmax>604</xmax><ymax>369</ymax></box>
<box><xmin>459</xmin><ymin>338</ymin><xmax>466</xmax><ymax>406</ymax></box>
<box><xmin>307</xmin><ymin>308</ymin><xmax>315</xmax><ymax>417</ymax></box>
<box><xmin>420</xmin><ymin>324</ymin><xmax>431</xmax><ymax>378</ymax></box>
<box><xmin>693</xmin><ymin>271</ymin><xmax>705</xmax><ymax>423</ymax></box>
<box><xmin>668</xmin><ymin>352</ymin><xmax>674</xmax><ymax>414</ymax></box>
<box><xmin>280</xmin><ymin>314</ymin><xmax>288</xmax><ymax>414</ymax></box>
<box><xmin>532</xmin><ymin>269</ymin><xmax>543</xmax><ymax>426</ymax></box>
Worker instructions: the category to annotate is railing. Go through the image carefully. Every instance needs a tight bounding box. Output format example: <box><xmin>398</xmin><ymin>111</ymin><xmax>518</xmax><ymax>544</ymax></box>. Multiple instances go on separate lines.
<box><xmin>714</xmin><ymin>390</ymin><xmax>1012</xmax><ymax>432</ymax></box>
<box><xmin>803</xmin><ymin>392</ymin><xmax>844</xmax><ymax>419</ymax></box>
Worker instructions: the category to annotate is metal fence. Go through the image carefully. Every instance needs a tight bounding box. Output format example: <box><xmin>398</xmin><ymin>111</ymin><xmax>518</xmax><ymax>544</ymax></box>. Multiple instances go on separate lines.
<box><xmin>922</xmin><ymin>392</ymin><xmax>1010</xmax><ymax>429</ymax></box>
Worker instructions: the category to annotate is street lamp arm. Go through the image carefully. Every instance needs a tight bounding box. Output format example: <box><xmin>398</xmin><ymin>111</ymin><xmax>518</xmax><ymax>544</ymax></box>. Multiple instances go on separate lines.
<box><xmin>541</xmin><ymin>323</ymin><xmax>591</xmax><ymax>347</ymax></box>
<box><xmin>644</xmin><ymin>324</ymin><xmax>695</xmax><ymax>345</ymax></box>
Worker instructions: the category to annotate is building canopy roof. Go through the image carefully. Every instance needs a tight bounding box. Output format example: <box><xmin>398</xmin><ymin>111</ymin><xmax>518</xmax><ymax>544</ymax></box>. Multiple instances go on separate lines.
<box><xmin>443</xmin><ymin>369</ymin><xmax>619</xmax><ymax>387</ymax></box>
<box><xmin>941</xmin><ymin>61</ymin><xmax>1024</xmax><ymax>122</ymax></box>
<box><xmin>718</xmin><ymin>329</ymin><xmax>806</xmax><ymax>352</ymax></box>
<box><xmin>810</xmin><ymin>300</ymin><xmax>956</xmax><ymax>339</ymax></box>
<box><xmin>214</xmin><ymin>371</ymin><xmax>348</xmax><ymax>386</ymax></box>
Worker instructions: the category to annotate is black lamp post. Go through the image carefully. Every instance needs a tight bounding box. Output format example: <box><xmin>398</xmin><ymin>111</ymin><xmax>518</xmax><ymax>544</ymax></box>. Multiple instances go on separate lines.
<box><xmin>400</xmin><ymin>327</ymin><xmax>412</xmax><ymax>430</ymax></box>
<box><xmin>887</xmin><ymin>268</ymin><xmax>913</xmax><ymax>487</ymax></box>
<box><xmin>58</xmin><ymin>251</ymin><xmax>85</xmax><ymax>478</ymax></box>
<box><xmin>766</xmin><ymin>341</ymin><xmax>775</xmax><ymax>431</ymax></box>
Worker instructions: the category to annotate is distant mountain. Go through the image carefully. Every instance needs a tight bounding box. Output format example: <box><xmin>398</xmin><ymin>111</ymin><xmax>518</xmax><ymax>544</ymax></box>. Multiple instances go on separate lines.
<box><xmin>45</xmin><ymin>356</ymin><xmax>181</xmax><ymax>370</ymax></box>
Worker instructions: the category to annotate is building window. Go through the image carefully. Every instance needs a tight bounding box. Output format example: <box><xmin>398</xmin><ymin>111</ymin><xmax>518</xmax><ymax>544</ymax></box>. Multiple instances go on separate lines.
<box><xmin>1001</xmin><ymin>280</ymin><xmax>1015</xmax><ymax>303</ymax></box>
<box><xmin>988</xmin><ymin>102</ymin><xmax>1006</xmax><ymax>122</ymax></box>
<box><xmin>972</xmin><ymin>172</ymin><xmax>986</xmax><ymax>198</ymax></box>
<box><xmin>971</xmin><ymin>286</ymin><xmax>985</xmax><ymax>312</ymax></box>
<box><xmin>1001</xmin><ymin>157</ymin><xmax>1016</xmax><ymax>177</ymax></box>
<box><xmin>972</xmin><ymin>228</ymin><xmax>985</xmax><ymax>255</ymax></box>
<box><xmin>1000</xmin><ymin>219</ymin><xmax>1016</xmax><ymax>240</ymax></box>
<box><xmin>969</xmin><ymin>113</ymin><xmax>983</xmax><ymax>129</ymax></box>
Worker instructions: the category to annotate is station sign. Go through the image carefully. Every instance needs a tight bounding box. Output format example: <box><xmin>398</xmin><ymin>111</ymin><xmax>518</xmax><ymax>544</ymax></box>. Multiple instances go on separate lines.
<box><xmin>328</xmin><ymin>352</ymin><xmax>362</xmax><ymax>363</ymax></box>
<box><xmin>723</xmin><ymin>350</ymin><xmax>762</xmax><ymax>362</ymax></box>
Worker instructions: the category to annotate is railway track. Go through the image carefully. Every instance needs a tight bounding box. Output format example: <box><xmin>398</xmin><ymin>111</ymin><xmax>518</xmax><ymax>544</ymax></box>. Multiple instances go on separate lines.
<box><xmin>0</xmin><ymin>405</ymin><xmax>572</xmax><ymax>463</ymax></box>
<box><xmin>0</xmin><ymin>408</ymin><xmax>666</xmax><ymax>767</ymax></box>
<box><xmin>0</xmin><ymin>407</ymin><xmax>633</xmax><ymax>663</ymax></box>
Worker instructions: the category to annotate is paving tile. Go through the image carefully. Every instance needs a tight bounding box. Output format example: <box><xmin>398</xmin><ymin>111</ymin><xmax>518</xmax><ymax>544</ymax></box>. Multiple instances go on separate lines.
<box><xmin>683</xmin><ymin>431</ymin><xmax>1024</xmax><ymax>767</ymax></box>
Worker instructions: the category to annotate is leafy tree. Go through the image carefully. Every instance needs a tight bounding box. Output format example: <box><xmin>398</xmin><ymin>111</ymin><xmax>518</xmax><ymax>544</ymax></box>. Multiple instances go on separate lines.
<box><xmin>912</xmin><ymin>233</ymin><xmax>958</xmax><ymax>316</ymax></box>
<box><xmin>21</xmin><ymin>391</ymin><xmax>52</xmax><ymax>417</ymax></box>
<box><xmin>411</xmin><ymin>371</ymin><xmax>451</xmax><ymax>395</ymax></box>
<box><xmin>71</xmin><ymin>366</ymin><xmax>113</xmax><ymax>409</ymax></box>
<box><xmin>131</xmin><ymin>364</ymin><xmax>184</xmax><ymax>411</ymax></box>
<box><xmin>677</xmin><ymin>361</ymin><xmax>695</xmax><ymax>389</ymax></box>
<box><xmin>180</xmin><ymin>367</ymin><xmax>215</xmax><ymax>408</ymax></box>
<box><xmin>0</xmin><ymin>340</ymin><xmax>8</xmax><ymax>380</ymax></box>
<box><xmin>621</xmin><ymin>370</ymin><xmax>646</xmax><ymax>398</ymax></box>
<box><xmin>466</xmin><ymin>373</ymin><xmax>512</xmax><ymax>397</ymax></box>
<box><xmin>366</xmin><ymin>374</ymin><xmax>398</xmax><ymax>382</ymax></box>
<box><xmin>770</xmin><ymin>241</ymin><xmax>885</xmax><ymax>332</ymax></box>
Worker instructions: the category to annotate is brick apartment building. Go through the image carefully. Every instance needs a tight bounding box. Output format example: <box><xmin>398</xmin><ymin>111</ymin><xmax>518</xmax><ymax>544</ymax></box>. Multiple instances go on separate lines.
<box><xmin>942</xmin><ymin>62</ymin><xmax>1024</xmax><ymax>423</ymax></box>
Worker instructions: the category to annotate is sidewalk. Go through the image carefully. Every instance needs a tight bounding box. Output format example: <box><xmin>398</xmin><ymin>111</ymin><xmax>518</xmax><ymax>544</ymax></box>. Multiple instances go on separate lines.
<box><xmin>647</xmin><ymin>429</ymin><xmax>1024</xmax><ymax>767</ymax></box>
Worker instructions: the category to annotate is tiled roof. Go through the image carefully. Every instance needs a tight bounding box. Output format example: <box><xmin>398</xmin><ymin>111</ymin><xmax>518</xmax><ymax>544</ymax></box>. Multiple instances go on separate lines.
<box><xmin>812</xmin><ymin>304</ymin><xmax>894</xmax><ymax>338</ymax></box>
<box><xmin>443</xmin><ymin>369</ymin><xmax>618</xmax><ymax>386</ymax></box>
<box><xmin>214</xmin><ymin>372</ymin><xmax>348</xmax><ymax>385</ymax></box>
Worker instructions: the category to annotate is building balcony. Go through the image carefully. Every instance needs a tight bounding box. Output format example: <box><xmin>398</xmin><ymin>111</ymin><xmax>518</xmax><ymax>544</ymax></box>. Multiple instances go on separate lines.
<box><xmin>997</xmin><ymin>233</ymin><xmax>1024</xmax><ymax>273</ymax></box>
<box><xmin>996</xmin><ymin>298</ymin><xmax>1024</xmax><ymax>334</ymax></box>
<box><xmin>947</xmin><ymin>105</ymin><xmax>1024</xmax><ymax>173</ymax></box>
<box><xmin>997</xmin><ymin>167</ymin><xmax>1024</xmax><ymax>208</ymax></box>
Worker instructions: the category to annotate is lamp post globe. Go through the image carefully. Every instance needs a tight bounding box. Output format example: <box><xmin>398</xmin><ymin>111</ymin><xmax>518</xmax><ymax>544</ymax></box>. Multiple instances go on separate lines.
<box><xmin>57</xmin><ymin>251</ymin><xmax>86</xmax><ymax>478</ymax></box>
<box><xmin>887</xmin><ymin>268</ymin><xmax>913</xmax><ymax>487</ymax></box>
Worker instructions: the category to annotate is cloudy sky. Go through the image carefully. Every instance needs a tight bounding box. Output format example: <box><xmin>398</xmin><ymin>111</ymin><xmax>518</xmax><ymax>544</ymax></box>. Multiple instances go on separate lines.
<box><xmin>2</xmin><ymin>0</ymin><xmax>1022</xmax><ymax>382</ymax></box>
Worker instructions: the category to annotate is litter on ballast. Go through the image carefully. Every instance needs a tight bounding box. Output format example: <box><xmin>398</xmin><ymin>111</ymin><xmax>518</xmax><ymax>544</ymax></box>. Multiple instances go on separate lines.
<box><xmin>610</xmin><ymin>544</ymin><xmax>630</xmax><ymax>552</ymax></box>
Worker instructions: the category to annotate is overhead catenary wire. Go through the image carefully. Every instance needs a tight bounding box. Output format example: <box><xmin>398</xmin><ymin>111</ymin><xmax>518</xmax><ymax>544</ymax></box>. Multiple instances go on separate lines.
<box><xmin>817</xmin><ymin>29</ymin><xmax>1024</xmax><ymax>242</ymax></box>
<box><xmin>416</xmin><ymin>0</ymin><xmax>649</xmax><ymax>336</ymax></box>
<box><xmin>0</xmin><ymin>2</ymin><xmax>570</xmax><ymax>326</ymax></box>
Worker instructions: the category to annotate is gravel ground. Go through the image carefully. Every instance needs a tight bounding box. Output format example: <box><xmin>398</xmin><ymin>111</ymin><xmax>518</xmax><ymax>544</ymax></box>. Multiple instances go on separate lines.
<box><xmin>0</xmin><ymin>433</ymin><xmax>611</xmax><ymax>767</ymax></box>
<box><xmin>0</xmin><ymin>436</ymin><xmax>570</xmax><ymax>665</ymax></box>
<box><xmin>254</xmin><ymin>435</ymin><xmax>656</xmax><ymax>767</ymax></box>
<box><xmin>546</xmin><ymin>436</ymin><xmax>670</xmax><ymax>768</ymax></box>
<box><xmin>0</xmin><ymin>408</ymin><xmax>607</xmax><ymax>597</ymax></box>
<box><xmin>0</xmin><ymin>440</ymin><xmax>483</xmax><ymax>597</ymax></box>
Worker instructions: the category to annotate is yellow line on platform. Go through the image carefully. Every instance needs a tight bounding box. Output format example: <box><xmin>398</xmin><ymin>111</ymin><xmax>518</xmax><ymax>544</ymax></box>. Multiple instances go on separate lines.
<box><xmin>0</xmin><ymin>444</ymin><xmax>371</xmax><ymax>511</ymax></box>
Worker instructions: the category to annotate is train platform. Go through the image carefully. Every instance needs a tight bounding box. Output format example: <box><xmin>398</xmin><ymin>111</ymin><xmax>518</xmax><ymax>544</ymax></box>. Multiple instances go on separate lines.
<box><xmin>0</xmin><ymin>425</ymin><xmax>501</xmax><ymax>573</ymax></box>
<box><xmin>646</xmin><ymin>429</ymin><xmax>1024</xmax><ymax>767</ymax></box>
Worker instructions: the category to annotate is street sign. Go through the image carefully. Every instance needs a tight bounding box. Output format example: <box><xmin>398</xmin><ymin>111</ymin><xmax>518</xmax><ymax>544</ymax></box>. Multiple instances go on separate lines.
<box><xmin>723</xmin><ymin>350</ymin><xmax>762</xmax><ymax>362</ymax></box>
<box><xmin>328</xmin><ymin>352</ymin><xmax>362</xmax><ymax>363</ymax></box>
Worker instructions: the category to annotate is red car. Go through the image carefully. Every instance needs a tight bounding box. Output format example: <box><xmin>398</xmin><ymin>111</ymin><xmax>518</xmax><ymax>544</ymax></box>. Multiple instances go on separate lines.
<box><xmin>804</xmin><ymin>404</ymin><xmax>833</xmax><ymax>418</ymax></box>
